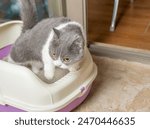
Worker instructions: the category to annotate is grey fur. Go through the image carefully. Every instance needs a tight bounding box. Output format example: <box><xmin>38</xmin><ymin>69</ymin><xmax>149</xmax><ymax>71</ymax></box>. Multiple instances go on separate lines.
<box><xmin>9</xmin><ymin>0</ymin><xmax>85</xmax><ymax>80</ymax></box>
<box><xmin>18</xmin><ymin>0</ymin><xmax>38</xmax><ymax>32</ymax></box>
<box><xmin>10</xmin><ymin>17</ymin><xmax>70</xmax><ymax>62</ymax></box>
<box><xmin>50</xmin><ymin>24</ymin><xmax>85</xmax><ymax>65</ymax></box>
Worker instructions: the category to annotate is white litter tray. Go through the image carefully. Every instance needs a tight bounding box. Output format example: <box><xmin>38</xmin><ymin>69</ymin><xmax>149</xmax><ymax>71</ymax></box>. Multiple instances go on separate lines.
<box><xmin>0</xmin><ymin>21</ymin><xmax>97</xmax><ymax>112</ymax></box>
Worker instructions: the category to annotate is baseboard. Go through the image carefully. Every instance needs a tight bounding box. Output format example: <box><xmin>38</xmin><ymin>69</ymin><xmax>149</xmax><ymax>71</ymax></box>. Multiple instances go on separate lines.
<box><xmin>89</xmin><ymin>42</ymin><xmax>150</xmax><ymax>65</ymax></box>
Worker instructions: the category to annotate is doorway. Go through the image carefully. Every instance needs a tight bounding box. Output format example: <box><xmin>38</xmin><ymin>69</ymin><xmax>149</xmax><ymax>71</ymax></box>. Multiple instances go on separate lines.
<box><xmin>65</xmin><ymin>0</ymin><xmax>150</xmax><ymax>51</ymax></box>
<box><xmin>88</xmin><ymin>0</ymin><xmax>150</xmax><ymax>50</ymax></box>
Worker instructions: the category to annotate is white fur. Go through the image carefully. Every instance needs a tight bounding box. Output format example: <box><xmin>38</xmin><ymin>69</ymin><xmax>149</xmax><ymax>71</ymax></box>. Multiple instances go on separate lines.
<box><xmin>53</xmin><ymin>58</ymin><xmax>68</xmax><ymax>69</ymax></box>
<box><xmin>42</xmin><ymin>30</ymin><xmax>55</xmax><ymax>80</ymax></box>
<box><xmin>31</xmin><ymin>61</ymin><xmax>43</xmax><ymax>74</ymax></box>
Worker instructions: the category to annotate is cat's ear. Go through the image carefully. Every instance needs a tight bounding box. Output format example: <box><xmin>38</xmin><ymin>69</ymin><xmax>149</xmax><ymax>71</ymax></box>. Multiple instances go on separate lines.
<box><xmin>53</xmin><ymin>28</ymin><xmax>60</xmax><ymax>38</ymax></box>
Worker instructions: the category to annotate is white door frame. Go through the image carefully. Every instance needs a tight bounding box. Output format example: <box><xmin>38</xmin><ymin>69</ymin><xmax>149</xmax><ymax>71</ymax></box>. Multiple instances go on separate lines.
<box><xmin>48</xmin><ymin>0</ymin><xmax>87</xmax><ymax>31</ymax></box>
<box><xmin>48</xmin><ymin>0</ymin><xmax>64</xmax><ymax>17</ymax></box>
<box><xmin>65</xmin><ymin>0</ymin><xmax>87</xmax><ymax>32</ymax></box>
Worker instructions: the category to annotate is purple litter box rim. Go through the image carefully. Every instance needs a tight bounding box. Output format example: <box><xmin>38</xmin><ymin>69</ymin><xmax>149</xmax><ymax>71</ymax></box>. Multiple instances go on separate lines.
<box><xmin>0</xmin><ymin>85</ymin><xmax>91</xmax><ymax>112</ymax></box>
<box><xmin>57</xmin><ymin>85</ymin><xmax>91</xmax><ymax>112</ymax></box>
<box><xmin>0</xmin><ymin>44</ymin><xmax>12</xmax><ymax>59</ymax></box>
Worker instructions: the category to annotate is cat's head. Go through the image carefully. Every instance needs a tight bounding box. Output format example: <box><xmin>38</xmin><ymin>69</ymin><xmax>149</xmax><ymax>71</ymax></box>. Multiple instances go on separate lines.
<box><xmin>49</xmin><ymin>22</ymin><xmax>86</xmax><ymax>69</ymax></box>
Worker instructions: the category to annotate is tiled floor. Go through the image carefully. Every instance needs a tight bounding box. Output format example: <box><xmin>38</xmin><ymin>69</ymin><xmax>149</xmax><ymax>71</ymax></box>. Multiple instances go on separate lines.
<box><xmin>88</xmin><ymin>0</ymin><xmax>150</xmax><ymax>50</ymax></box>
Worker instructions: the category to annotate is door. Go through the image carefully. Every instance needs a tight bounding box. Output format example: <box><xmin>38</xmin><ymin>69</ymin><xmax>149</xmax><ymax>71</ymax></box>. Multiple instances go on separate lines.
<box><xmin>48</xmin><ymin>0</ymin><xmax>65</xmax><ymax>17</ymax></box>
<box><xmin>65</xmin><ymin>0</ymin><xmax>150</xmax><ymax>51</ymax></box>
<box><xmin>65</xmin><ymin>0</ymin><xmax>87</xmax><ymax>33</ymax></box>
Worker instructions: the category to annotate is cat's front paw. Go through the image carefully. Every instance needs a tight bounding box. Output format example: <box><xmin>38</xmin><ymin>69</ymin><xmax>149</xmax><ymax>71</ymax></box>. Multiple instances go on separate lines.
<box><xmin>44</xmin><ymin>72</ymin><xmax>54</xmax><ymax>80</ymax></box>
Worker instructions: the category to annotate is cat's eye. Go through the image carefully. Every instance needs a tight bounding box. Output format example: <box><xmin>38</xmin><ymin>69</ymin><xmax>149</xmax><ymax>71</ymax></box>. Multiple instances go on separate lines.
<box><xmin>63</xmin><ymin>57</ymin><xmax>70</xmax><ymax>62</ymax></box>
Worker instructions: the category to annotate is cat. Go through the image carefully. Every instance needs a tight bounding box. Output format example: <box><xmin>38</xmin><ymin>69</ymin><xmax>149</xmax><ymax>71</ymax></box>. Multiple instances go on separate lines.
<box><xmin>8</xmin><ymin>0</ymin><xmax>86</xmax><ymax>80</ymax></box>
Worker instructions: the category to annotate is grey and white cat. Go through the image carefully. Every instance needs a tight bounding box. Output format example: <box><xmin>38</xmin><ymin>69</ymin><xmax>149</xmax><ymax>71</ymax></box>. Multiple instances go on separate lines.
<box><xmin>8</xmin><ymin>0</ymin><xmax>86</xmax><ymax>80</ymax></box>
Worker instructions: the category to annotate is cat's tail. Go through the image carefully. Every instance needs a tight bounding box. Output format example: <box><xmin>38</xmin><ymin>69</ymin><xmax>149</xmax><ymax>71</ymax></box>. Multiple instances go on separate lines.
<box><xmin>18</xmin><ymin>0</ymin><xmax>38</xmax><ymax>32</ymax></box>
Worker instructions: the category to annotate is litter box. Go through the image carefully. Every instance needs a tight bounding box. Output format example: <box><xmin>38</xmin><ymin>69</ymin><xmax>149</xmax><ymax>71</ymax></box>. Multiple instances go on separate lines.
<box><xmin>0</xmin><ymin>21</ymin><xmax>97</xmax><ymax>112</ymax></box>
